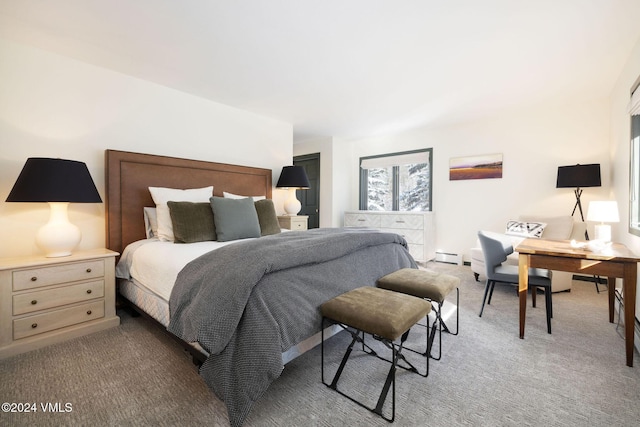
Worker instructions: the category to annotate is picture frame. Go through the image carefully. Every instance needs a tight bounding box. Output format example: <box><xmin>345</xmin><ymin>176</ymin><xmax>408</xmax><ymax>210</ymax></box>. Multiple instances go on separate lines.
<box><xmin>449</xmin><ymin>153</ymin><xmax>503</xmax><ymax>181</ymax></box>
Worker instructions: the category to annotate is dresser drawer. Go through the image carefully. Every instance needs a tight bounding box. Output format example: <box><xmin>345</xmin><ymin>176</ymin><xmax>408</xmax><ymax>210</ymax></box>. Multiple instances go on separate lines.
<box><xmin>12</xmin><ymin>259</ymin><xmax>105</xmax><ymax>291</ymax></box>
<box><xmin>344</xmin><ymin>213</ymin><xmax>381</xmax><ymax>228</ymax></box>
<box><xmin>380</xmin><ymin>214</ymin><xmax>424</xmax><ymax>230</ymax></box>
<box><xmin>13</xmin><ymin>300</ymin><xmax>105</xmax><ymax>340</ymax></box>
<box><xmin>13</xmin><ymin>280</ymin><xmax>104</xmax><ymax>315</ymax></box>
<box><xmin>381</xmin><ymin>228</ymin><xmax>424</xmax><ymax>244</ymax></box>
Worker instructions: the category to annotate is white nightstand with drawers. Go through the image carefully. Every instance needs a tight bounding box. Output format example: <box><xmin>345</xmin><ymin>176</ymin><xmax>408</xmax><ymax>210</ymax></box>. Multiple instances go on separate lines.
<box><xmin>0</xmin><ymin>248</ymin><xmax>120</xmax><ymax>359</ymax></box>
<box><xmin>278</xmin><ymin>215</ymin><xmax>308</xmax><ymax>231</ymax></box>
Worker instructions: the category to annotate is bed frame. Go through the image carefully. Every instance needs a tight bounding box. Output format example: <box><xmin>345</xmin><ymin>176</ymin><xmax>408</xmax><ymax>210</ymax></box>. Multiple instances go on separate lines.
<box><xmin>105</xmin><ymin>149</ymin><xmax>272</xmax><ymax>256</ymax></box>
<box><xmin>105</xmin><ymin>149</ymin><xmax>273</xmax><ymax>362</ymax></box>
<box><xmin>105</xmin><ymin>149</ymin><xmax>340</xmax><ymax>366</ymax></box>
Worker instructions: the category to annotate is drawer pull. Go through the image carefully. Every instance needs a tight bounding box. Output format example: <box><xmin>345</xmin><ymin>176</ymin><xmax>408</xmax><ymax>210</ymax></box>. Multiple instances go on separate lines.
<box><xmin>31</xmin><ymin>300</ymin><xmax>37</xmax><ymax>305</ymax></box>
<box><xmin>395</xmin><ymin>220</ymin><xmax>405</xmax><ymax>223</ymax></box>
<box><xmin>87</xmin><ymin>310</ymin><xmax>92</xmax><ymax>315</ymax></box>
<box><xmin>358</xmin><ymin>219</ymin><xmax>365</xmax><ymax>221</ymax></box>
<box><xmin>86</xmin><ymin>268</ymin><xmax>92</xmax><ymax>273</ymax></box>
<box><xmin>86</xmin><ymin>289</ymin><xmax>92</xmax><ymax>294</ymax></box>
<box><xmin>31</xmin><ymin>276</ymin><xmax>37</xmax><ymax>282</ymax></box>
<box><xmin>31</xmin><ymin>323</ymin><xmax>38</xmax><ymax>329</ymax></box>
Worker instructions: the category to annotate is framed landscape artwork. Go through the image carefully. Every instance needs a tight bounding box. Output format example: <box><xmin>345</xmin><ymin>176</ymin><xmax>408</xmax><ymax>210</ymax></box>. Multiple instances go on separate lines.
<box><xmin>449</xmin><ymin>153</ymin><xmax>503</xmax><ymax>181</ymax></box>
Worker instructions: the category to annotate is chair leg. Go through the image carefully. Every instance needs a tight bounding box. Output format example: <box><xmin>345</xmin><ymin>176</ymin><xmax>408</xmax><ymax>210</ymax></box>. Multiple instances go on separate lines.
<box><xmin>479</xmin><ymin>280</ymin><xmax>493</xmax><ymax>317</ymax></box>
<box><xmin>531</xmin><ymin>286</ymin><xmax>537</xmax><ymax>308</ymax></box>
<box><xmin>487</xmin><ymin>281</ymin><xmax>496</xmax><ymax>305</ymax></box>
<box><xmin>545</xmin><ymin>288</ymin><xmax>552</xmax><ymax>334</ymax></box>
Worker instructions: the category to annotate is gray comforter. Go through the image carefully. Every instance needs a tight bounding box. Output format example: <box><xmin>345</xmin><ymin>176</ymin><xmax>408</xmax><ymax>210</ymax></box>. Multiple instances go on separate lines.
<box><xmin>168</xmin><ymin>228</ymin><xmax>416</xmax><ymax>426</ymax></box>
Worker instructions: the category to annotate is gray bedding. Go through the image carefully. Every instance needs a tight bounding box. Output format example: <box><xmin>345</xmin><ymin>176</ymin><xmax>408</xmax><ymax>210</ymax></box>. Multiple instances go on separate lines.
<box><xmin>168</xmin><ymin>227</ymin><xmax>416</xmax><ymax>426</ymax></box>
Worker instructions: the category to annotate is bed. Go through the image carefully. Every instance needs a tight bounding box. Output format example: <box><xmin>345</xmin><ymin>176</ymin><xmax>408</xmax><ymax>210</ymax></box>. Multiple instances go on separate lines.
<box><xmin>105</xmin><ymin>149</ymin><xmax>417</xmax><ymax>426</ymax></box>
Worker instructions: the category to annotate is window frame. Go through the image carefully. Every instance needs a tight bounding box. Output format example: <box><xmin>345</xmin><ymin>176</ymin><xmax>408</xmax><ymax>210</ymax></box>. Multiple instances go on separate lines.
<box><xmin>629</xmin><ymin>74</ymin><xmax>640</xmax><ymax>237</ymax></box>
<box><xmin>629</xmin><ymin>114</ymin><xmax>640</xmax><ymax>237</ymax></box>
<box><xmin>359</xmin><ymin>148</ymin><xmax>433</xmax><ymax>211</ymax></box>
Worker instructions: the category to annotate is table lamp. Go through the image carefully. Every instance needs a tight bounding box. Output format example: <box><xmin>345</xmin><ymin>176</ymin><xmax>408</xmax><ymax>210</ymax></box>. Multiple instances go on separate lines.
<box><xmin>587</xmin><ymin>201</ymin><xmax>620</xmax><ymax>242</ymax></box>
<box><xmin>6</xmin><ymin>158</ymin><xmax>102</xmax><ymax>257</ymax></box>
<box><xmin>276</xmin><ymin>166</ymin><xmax>310</xmax><ymax>215</ymax></box>
<box><xmin>556</xmin><ymin>163</ymin><xmax>601</xmax><ymax>239</ymax></box>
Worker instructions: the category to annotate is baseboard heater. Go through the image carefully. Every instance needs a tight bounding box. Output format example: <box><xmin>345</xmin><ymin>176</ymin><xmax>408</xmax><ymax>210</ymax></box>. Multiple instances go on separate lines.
<box><xmin>435</xmin><ymin>251</ymin><xmax>460</xmax><ymax>265</ymax></box>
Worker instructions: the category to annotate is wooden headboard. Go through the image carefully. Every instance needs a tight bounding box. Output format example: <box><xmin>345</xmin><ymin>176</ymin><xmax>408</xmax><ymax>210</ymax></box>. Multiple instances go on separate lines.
<box><xmin>105</xmin><ymin>150</ymin><xmax>272</xmax><ymax>255</ymax></box>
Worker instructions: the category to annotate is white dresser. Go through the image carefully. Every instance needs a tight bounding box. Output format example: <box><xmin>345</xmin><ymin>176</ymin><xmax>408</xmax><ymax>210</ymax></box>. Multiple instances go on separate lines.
<box><xmin>344</xmin><ymin>211</ymin><xmax>436</xmax><ymax>262</ymax></box>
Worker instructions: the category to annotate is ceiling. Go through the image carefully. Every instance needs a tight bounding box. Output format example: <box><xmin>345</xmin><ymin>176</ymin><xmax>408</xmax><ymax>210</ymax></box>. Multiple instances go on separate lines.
<box><xmin>1</xmin><ymin>1</ymin><xmax>640</xmax><ymax>143</ymax></box>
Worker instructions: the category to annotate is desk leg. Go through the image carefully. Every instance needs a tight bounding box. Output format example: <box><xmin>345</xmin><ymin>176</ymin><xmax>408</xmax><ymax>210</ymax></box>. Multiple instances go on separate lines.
<box><xmin>519</xmin><ymin>254</ymin><xmax>529</xmax><ymax>339</ymax></box>
<box><xmin>623</xmin><ymin>264</ymin><xmax>637</xmax><ymax>367</ymax></box>
<box><xmin>608</xmin><ymin>277</ymin><xmax>616</xmax><ymax>323</ymax></box>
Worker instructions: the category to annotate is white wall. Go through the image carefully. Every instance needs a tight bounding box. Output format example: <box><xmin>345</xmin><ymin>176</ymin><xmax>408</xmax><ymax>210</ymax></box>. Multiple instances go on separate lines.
<box><xmin>295</xmin><ymin>99</ymin><xmax>611</xmax><ymax>261</ymax></box>
<box><xmin>610</xmin><ymin>35</ymin><xmax>640</xmax><ymax>324</ymax></box>
<box><xmin>0</xmin><ymin>38</ymin><xmax>293</xmax><ymax>258</ymax></box>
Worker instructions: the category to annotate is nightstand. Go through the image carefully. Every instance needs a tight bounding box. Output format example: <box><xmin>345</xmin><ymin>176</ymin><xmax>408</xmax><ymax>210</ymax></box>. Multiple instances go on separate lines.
<box><xmin>0</xmin><ymin>248</ymin><xmax>120</xmax><ymax>359</ymax></box>
<box><xmin>278</xmin><ymin>215</ymin><xmax>308</xmax><ymax>230</ymax></box>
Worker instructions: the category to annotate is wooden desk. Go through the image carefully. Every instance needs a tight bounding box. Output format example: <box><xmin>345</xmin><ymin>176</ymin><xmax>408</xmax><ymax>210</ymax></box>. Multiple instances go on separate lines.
<box><xmin>516</xmin><ymin>238</ymin><xmax>639</xmax><ymax>367</ymax></box>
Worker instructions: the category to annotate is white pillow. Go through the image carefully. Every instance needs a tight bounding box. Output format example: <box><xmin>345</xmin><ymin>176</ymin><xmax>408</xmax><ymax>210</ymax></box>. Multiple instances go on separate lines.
<box><xmin>223</xmin><ymin>191</ymin><xmax>266</xmax><ymax>201</ymax></box>
<box><xmin>505</xmin><ymin>220</ymin><xmax>546</xmax><ymax>238</ymax></box>
<box><xmin>149</xmin><ymin>186</ymin><xmax>213</xmax><ymax>241</ymax></box>
<box><xmin>143</xmin><ymin>207</ymin><xmax>158</xmax><ymax>238</ymax></box>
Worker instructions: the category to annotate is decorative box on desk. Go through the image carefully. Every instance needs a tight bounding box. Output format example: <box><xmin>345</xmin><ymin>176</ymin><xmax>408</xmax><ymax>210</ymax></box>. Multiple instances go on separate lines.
<box><xmin>344</xmin><ymin>211</ymin><xmax>436</xmax><ymax>263</ymax></box>
<box><xmin>278</xmin><ymin>215</ymin><xmax>308</xmax><ymax>231</ymax></box>
<box><xmin>0</xmin><ymin>248</ymin><xmax>120</xmax><ymax>359</ymax></box>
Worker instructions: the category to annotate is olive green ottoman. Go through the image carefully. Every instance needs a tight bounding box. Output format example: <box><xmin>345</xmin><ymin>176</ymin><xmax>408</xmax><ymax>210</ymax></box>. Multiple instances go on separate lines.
<box><xmin>320</xmin><ymin>286</ymin><xmax>431</xmax><ymax>422</ymax></box>
<box><xmin>377</xmin><ymin>268</ymin><xmax>460</xmax><ymax>361</ymax></box>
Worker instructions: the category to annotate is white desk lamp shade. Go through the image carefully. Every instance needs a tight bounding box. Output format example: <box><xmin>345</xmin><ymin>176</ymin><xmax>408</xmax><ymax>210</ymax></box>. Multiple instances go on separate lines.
<box><xmin>6</xmin><ymin>158</ymin><xmax>102</xmax><ymax>257</ymax></box>
<box><xmin>587</xmin><ymin>201</ymin><xmax>620</xmax><ymax>242</ymax></box>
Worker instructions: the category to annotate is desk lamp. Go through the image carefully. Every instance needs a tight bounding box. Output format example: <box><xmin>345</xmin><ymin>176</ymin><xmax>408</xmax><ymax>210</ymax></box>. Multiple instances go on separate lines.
<box><xmin>6</xmin><ymin>158</ymin><xmax>102</xmax><ymax>257</ymax></box>
<box><xmin>556</xmin><ymin>163</ymin><xmax>601</xmax><ymax>239</ymax></box>
<box><xmin>276</xmin><ymin>166</ymin><xmax>310</xmax><ymax>215</ymax></box>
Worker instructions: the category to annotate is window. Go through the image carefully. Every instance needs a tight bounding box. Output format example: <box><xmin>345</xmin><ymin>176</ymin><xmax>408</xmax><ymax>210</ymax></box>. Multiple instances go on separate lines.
<box><xmin>629</xmin><ymin>78</ymin><xmax>640</xmax><ymax>236</ymax></box>
<box><xmin>359</xmin><ymin>148</ymin><xmax>432</xmax><ymax>211</ymax></box>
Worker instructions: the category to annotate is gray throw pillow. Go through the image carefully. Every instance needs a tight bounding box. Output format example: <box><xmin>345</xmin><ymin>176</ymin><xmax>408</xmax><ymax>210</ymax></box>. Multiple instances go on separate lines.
<box><xmin>210</xmin><ymin>196</ymin><xmax>261</xmax><ymax>242</ymax></box>
<box><xmin>167</xmin><ymin>201</ymin><xmax>217</xmax><ymax>243</ymax></box>
<box><xmin>254</xmin><ymin>199</ymin><xmax>281</xmax><ymax>236</ymax></box>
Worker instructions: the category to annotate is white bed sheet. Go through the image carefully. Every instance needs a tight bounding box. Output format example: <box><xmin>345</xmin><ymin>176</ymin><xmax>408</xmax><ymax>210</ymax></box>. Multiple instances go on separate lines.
<box><xmin>117</xmin><ymin>238</ymin><xmax>252</xmax><ymax>301</ymax></box>
<box><xmin>115</xmin><ymin>230</ymin><xmax>335</xmax><ymax>365</ymax></box>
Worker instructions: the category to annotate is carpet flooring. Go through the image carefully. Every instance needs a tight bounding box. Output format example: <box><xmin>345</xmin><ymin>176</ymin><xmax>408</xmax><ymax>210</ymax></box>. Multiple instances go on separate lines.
<box><xmin>1</xmin><ymin>262</ymin><xmax>640</xmax><ymax>426</ymax></box>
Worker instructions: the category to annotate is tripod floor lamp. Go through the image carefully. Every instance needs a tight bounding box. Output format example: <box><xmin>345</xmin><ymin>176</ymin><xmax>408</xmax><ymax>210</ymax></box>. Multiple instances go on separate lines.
<box><xmin>556</xmin><ymin>163</ymin><xmax>601</xmax><ymax>240</ymax></box>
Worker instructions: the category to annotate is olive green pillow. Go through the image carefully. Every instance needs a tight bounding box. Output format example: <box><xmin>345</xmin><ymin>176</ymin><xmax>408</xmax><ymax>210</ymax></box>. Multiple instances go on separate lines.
<box><xmin>167</xmin><ymin>201</ymin><xmax>217</xmax><ymax>243</ymax></box>
<box><xmin>254</xmin><ymin>199</ymin><xmax>281</xmax><ymax>236</ymax></box>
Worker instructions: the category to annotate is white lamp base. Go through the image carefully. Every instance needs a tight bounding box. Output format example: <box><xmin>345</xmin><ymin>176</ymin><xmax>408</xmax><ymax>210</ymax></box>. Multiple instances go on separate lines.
<box><xmin>283</xmin><ymin>188</ymin><xmax>301</xmax><ymax>216</ymax></box>
<box><xmin>36</xmin><ymin>202</ymin><xmax>81</xmax><ymax>257</ymax></box>
<box><xmin>593</xmin><ymin>223</ymin><xmax>611</xmax><ymax>242</ymax></box>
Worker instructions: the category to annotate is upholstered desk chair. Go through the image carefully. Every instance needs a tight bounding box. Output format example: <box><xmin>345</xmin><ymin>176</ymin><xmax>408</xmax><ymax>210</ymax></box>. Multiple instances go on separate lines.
<box><xmin>477</xmin><ymin>231</ymin><xmax>553</xmax><ymax>334</ymax></box>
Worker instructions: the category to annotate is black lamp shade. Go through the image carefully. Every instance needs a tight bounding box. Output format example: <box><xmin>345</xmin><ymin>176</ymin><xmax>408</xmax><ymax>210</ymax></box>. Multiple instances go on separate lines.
<box><xmin>276</xmin><ymin>166</ymin><xmax>310</xmax><ymax>189</ymax></box>
<box><xmin>556</xmin><ymin>164</ymin><xmax>601</xmax><ymax>188</ymax></box>
<box><xmin>6</xmin><ymin>158</ymin><xmax>102</xmax><ymax>203</ymax></box>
